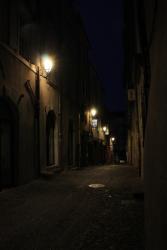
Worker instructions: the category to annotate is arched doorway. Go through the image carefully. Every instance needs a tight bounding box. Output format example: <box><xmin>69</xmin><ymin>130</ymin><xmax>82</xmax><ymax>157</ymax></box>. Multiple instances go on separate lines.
<box><xmin>0</xmin><ymin>97</ymin><xmax>18</xmax><ymax>189</ymax></box>
<box><xmin>46</xmin><ymin>111</ymin><xmax>56</xmax><ymax>166</ymax></box>
<box><xmin>68</xmin><ymin>119</ymin><xmax>74</xmax><ymax>166</ymax></box>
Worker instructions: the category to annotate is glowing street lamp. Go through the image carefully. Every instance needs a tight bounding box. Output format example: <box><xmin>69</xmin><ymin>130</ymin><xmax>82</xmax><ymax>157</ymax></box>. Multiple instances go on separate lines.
<box><xmin>112</xmin><ymin>137</ymin><xmax>115</xmax><ymax>142</ymax></box>
<box><xmin>35</xmin><ymin>54</ymin><xmax>54</xmax><ymax>169</ymax></box>
<box><xmin>102</xmin><ymin>126</ymin><xmax>107</xmax><ymax>132</ymax></box>
<box><xmin>90</xmin><ymin>108</ymin><xmax>97</xmax><ymax>117</ymax></box>
<box><xmin>42</xmin><ymin>55</ymin><xmax>53</xmax><ymax>74</ymax></box>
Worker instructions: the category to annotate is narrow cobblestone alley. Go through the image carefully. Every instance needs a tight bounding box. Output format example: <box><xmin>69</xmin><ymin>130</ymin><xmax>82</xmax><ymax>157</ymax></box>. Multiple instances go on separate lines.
<box><xmin>0</xmin><ymin>165</ymin><xmax>144</xmax><ymax>250</ymax></box>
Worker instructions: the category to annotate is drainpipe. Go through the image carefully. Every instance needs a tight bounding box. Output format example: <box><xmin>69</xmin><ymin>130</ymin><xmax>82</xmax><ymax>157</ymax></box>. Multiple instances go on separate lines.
<box><xmin>58</xmin><ymin>85</ymin><xmax>62</xmax><ymax>170</ymax></box>
<box><xmin>35</xmin><ymin>66</ymin><xmax>40</xmax><ymax>176</ymax></box>
<box><xmin>78</xmin><ymin>112</ymin><xmax>81</xmax><ymax>168</ymax></box>
<box><xmin>135</xmin><ymin>75</ymin><xmax>142</xmax><ymax>176</ymax></box>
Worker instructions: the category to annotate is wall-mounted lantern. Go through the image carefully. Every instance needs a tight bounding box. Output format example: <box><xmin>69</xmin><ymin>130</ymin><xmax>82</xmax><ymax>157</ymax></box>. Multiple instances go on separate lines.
<box><xmin>103</xmin><ymin>126</ymin><xmax>109</xmax><ymax>135</ymax></box>
<box><xmin>92</xmin><ymin>118</ymin><xmax>98</xmax><ymax>128</ymax></box>
<box><xmin>102</xmin><ymin>126</ymin><xmax>107</xmax><ymax>132</ymax></box>
<box><xmin>42</xmin><ymin>55</ymin><xmax>53</xmax><ymax>74</ymax></box>
<box><xmin>90</xmin><ymin>108</ymin><xmax>97</xmax><ymax>117</ymax></box>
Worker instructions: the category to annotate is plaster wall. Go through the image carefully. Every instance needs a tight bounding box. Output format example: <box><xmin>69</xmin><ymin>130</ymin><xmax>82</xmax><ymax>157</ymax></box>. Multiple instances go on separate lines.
<box><xmin>144</xmin><ymin>1</ymin><xmax>167</xmax><ymax>249</ymax></box>
<box><xmin>0</xmin><ymin>45</ymin><xmax>36</xmax><ymax>184</ymax></box>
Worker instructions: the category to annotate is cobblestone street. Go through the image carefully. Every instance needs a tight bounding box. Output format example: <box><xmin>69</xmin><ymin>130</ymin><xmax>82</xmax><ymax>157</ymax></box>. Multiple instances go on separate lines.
<box><xmin>0</xmin><ymin>165</ymin><xmax>144</xmax><ymax>250</ymax></box>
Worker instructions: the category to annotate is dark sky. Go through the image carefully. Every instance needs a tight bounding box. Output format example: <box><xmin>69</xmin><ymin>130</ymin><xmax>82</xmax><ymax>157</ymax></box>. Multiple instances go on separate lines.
<box><xmin>77</xmin><ymin>0</ymin><xmax>125</xmax><ymax>111</ymax></box>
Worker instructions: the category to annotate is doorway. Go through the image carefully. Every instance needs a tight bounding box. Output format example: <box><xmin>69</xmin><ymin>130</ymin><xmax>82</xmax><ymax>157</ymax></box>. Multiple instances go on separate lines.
<box><xmin>0</xmin><ymin>98</ymin><xmax>18</xmax><ymax>189</ymax></box>
<box><xmin>68</xmin><ymin>119</ymin><xmax>74</xmax><ymax>166</ymax></box>
<box><xmin>46</xmin><ymin>111</ymin><xmax>56</xmax><ymax>166</ymax></box>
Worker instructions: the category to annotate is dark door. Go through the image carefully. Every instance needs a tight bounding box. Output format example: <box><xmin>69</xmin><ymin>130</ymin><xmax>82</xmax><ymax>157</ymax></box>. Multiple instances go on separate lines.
<box><xmin>0</xmin><ymin>98</ymin><xmax>18</xmax><ymax>189</ymax></box>
<box><xmin>47</xmin><ymin>125</ymin><xmax>55</xmax><ymax>166</ymax></box>
<box><xmin>46</xmin><ymin>111</ymin><xmax>56</xmax><ymax>166</ymax></box>
<box><xmin>0</xmin><ymin>120</ymin><xmax>12</xmax><ymax>188</ymax></box>
<box><xmin>68</xmin><ymin>120</ymin><xmax>74</xmax><ymax>166</ymax></box>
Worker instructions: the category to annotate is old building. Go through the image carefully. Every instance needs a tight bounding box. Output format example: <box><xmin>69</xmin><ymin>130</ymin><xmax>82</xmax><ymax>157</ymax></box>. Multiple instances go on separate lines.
<box><xmin>0</xmin><ymin>0</ymin><xmax>62</xmax><ymax>188</ymax></box>
<box><xmin>82</xmin><ymin>63</ymin><xmax>106</xmax><ymax>166</ymax></box>
<box><xmin>125</xmin><ymin>0</ymin><xmax>167</xmax><ymax>249</ymax></box>
<box><xmin>143</xmin><ymin>1</ymin><xmax>167</xmax><ymax>249</ymax></box>
<box><xmin>0</xmin><ymin>0</ymin><xmax>106</xmax><ymax>189</ymax></box>
<box><xmin>124</xmin><ymin>0</ymin><xmax>149</xmax><ymax>177</ymax></box>
<box><xmin>60</xmin><ymin>5</ymin><xmax>106</xmax><ymax>168</ymax></box>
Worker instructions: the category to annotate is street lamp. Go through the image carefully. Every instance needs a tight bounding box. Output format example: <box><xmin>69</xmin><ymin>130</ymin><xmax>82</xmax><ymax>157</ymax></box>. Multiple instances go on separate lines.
<box><xmin>92</xmin><ymin>118</ymin><xmax>98</xmax><ymax>128</ymax></box>
<box><xmin>35</xmin><ymin>54</ymin><xmax>54</xmax><ymax>175</ymax></box>
<box><xmin>102</xmin><ymin>126</ymin><xmax>107</xmax><ymax>132</ymax></box>
<box><xmin>42</xmin><ymin>55</ymin><xmax>53</xmax><ymax>74</ymax></box>
<box><xmin>112</xmin><ymin>137</ymin><xmax>115</xmax><ymax>142</ymax></box>
<box><xmin>90</xmin><ymin>108</ymin><xmax>97</xmax><ymax>117</ymax></box>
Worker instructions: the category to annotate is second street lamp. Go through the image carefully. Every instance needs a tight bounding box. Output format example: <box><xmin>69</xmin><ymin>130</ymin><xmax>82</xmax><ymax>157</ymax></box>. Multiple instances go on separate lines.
<box><xmin>102</xmin><ymin>126</ymin><xmax>107</xmax><ymax>132</ymax></box>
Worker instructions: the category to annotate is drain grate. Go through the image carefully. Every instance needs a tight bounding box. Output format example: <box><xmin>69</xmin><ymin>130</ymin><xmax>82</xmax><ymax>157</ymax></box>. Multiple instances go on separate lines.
<box><xmin>88</xmin><ymin>184</ymin><xmax>105</xmax><ymax>188</ymax></box>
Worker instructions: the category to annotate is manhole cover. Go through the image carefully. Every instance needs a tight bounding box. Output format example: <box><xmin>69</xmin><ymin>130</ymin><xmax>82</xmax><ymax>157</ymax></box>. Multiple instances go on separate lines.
<box><xmin>88</xmin><ymin>184</ymin><xmax>105</xmax><ymax>188</ymax></box>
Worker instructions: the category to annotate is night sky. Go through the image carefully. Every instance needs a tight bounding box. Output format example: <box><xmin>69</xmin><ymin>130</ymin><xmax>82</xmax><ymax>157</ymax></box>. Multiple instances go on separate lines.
<box><xmin>77</xmin><ymin>0</ymin><xmax>125</xmax><ymax>111</ymax></box>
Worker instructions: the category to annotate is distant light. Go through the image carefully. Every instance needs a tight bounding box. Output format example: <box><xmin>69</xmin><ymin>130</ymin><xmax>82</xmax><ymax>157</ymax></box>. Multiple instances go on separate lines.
<box><xmin>112</xmin><ymin>137</ymin><xmax>115</xmax><ymax>142</ymax></box>
<box><xmin>105</xmin><ymin>128</ymin><xmax>109</xmax><ymax>135</ymax></box>
<box><xmin>103</xmin><ymin>126</ymin><xmax>107</xmax><ymax>132</ymax></box>
<box><xmin>42</xmin><ymin>55</ymin><xmax>53</xmax><ymax>73</ymax></box>
<box><xmin>92</xmin><ymin>118</ymin><xmax>98</xmax><ymax>128</ymax></box>
<box><xmin>90</xmin><ymin>108</ymin><xmax>97</xmax><ymax>117</ymax></box>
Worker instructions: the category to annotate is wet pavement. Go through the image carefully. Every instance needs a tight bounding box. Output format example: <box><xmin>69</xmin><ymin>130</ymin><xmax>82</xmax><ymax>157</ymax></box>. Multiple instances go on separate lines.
<box><xmin>0</xmin><ymin>165</ymin><xmax>144</xmax><ymax>250</ymax></box>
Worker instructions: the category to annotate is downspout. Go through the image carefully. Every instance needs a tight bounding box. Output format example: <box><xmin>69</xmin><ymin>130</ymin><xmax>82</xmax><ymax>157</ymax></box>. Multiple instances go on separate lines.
<box><xmin>58</xmin><ymin>85</ymin><xmax>62</xmax><ymax>170</ymax></box>
<box><xmin>35</xmin><ymin>66</ymin><xmax>40</xmax><ymax>176</ymax></box>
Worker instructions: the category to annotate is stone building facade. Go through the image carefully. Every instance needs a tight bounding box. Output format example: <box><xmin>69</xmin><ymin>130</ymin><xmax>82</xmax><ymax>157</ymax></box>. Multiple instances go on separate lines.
<box><xmin>143</xmin><ymin>1</ymin><xmax>167</xmax><ymax>249</ymax></box>
<box><xmin>80</xmin><ymin>63</ymin><xmax>106</xmax><ymax>166</ymax></box>
<box><xmin>125</xmin><ymin>0</ymin><xmax>167</xmax><ymax>249</ymax></box>
<box><xmin>124</xmin><ymin>0</ymin><xmax>149</xmax><ymax>177</ymax></box>
<box><xmin>0</xmin><ymin>0</ymin><xmax>106</xmax><ymax>189</ymax></box>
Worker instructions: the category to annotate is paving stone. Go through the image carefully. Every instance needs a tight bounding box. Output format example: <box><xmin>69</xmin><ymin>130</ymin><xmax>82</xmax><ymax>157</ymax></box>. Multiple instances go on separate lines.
<box><xmin>0</xmin><ymin>165</ymin><xmax>144</xmax><ymax>250</ymax></box>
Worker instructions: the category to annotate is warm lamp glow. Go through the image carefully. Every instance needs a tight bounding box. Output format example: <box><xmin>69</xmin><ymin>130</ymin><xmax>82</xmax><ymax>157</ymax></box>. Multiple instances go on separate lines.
<box><xmin>90</xmin><ymin>108</ymin><xmax>97</xmax><ymax>117</ymax></box>
<box><xmin>103</xmin><ymin>126</ymin><xmax>107</xmax><ymax>132</ymax></box>
<box><xmin>112</xmin><ymin>137</ymin><xmax>115</xmax><ymax>142</ymax></box>
<box><xmin>42</xmin><ymin>55</ymin><xmax>53</xmax><ymax>73</ymax></box>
